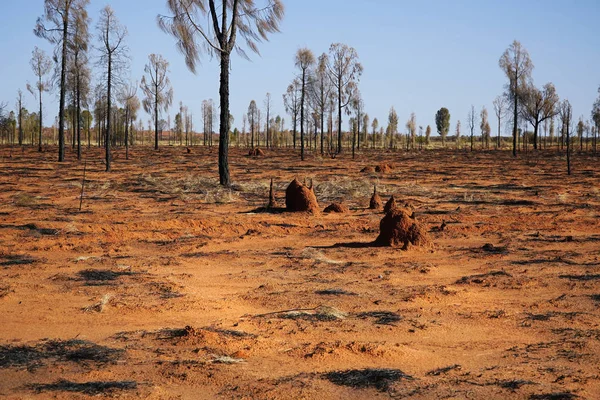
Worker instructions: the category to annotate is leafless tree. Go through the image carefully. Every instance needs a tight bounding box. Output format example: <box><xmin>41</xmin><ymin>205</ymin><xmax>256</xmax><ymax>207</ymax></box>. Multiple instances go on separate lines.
<box><xmin>295</xmin><ymin>47</ymin><xmax>315</xmax><ymax>161</ymax></box>
<box><xmin>264</xmin><ymin>92</ymin><xmax>272</xmax><ymax>149</ymax></box>
<box><xmin>480</xmin><ymin>107</ymin><xmax>489</xmax><ymax>149</ymax></box>
<box><xmin>455</xmin><ymin>121</ymin><xmax>461</xmax><ymax>148</ymax></box>
<box><xmin>387</xmin><ymin>107</ymin><xmax>398</xmax><ymax>150</ymax></box>
<box><xmin>312</xmin><ymin>53</ymin><xmax>332</xmax><ymax>155</ymax></box>
<box><xmin>371</xmin><ymin>117</ymin><xmax>378</xmax><ymax>148</ymax></box>
<box><xmin>15</xmin><ymin>90</ymin><xmax>24</xmax><ymax>147</ymax></box>
<box><xmin>27</xmin><ymin>47</ymin><xmax>53</xmax><ymax>152</ymax></box>
<box><xmin>559</xmin><ymin>100</ymin><xmax>573</xmax><ymax>174</ymax></box>
<box><xmin>521</xmin><ymin>82</ymin><xmax>559</xmax><ymax>150</ymax></box>
<box><xmin>499</xmin><ymin>40</ymin><xmax>533</xmax><ymax>157</ymax></box>
<box><xmin>326</xmin><ymin>43</ymin><xmax>362</xmax><ymax>153</ymax></box>
<box><xmin>118</xmin><ymin>82</ymin><xmax>139</xmax><ymax>159</ymax></box>
<box><xmin>592</xmin><ymin>86</ymin><xmax>600</xmax><ymax>154</ymax></box>
<box><xmin>247</xmin><ymin>100</ymin><xmax>257</xmax><ymax>148</ymax></box>
<box><xmin>467</xmin><ymin>105</ymin><xmax>477</xmax><ymax>152</ymax></box>
<box><xmin>35</xmin><ymin>0</ymin><xmax>90</xmax><ymax>161</ymax></box>
<box><xmin>141</xmin><ymin>54</ymin><xmax>173</xmax><ymax>151</ymax></box>
<box><xmin>283</xmin><ymin>78</ymin><xmax>301</xmax><ymax>149</ymax></box>
<box><xmin>406</xmin><ymin>112</ymin><xmax>417</xmax><ymax>150</ymax></box>
<box><xmin>96</xmin><ymin>5</ymin><xmax>128</xmax><ymax>172</ymax></box>
<box><xmin>351</xmin><ymin>91</ymin><xmax>364</xmax><ymax>158</ymax></box>
<box><xmin>159</xmin><ymin>0</ymin><xmax>284</xmax><ymax>186</ymax></box>
<box><xmin>68</xmin><ymin>6</ymin><xmax>90</xmax><ymax>160</ymax></box>
<box><xmin>492</xmin><ymin>95</ymin><xmax>507</xmax><ymax>149</ymax></box>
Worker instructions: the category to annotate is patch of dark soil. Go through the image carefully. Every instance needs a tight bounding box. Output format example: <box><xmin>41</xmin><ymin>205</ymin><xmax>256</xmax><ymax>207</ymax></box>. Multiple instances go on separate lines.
<box><xmin>77</xmin><ymin>269</ymin><xmax>136</xmax><ymax>286</ymax></box>
<box><xmin>315</xmin><ymin>289</ymin><xmax>357</xmax><ymax>296</ymax></box>
<box><xmin>456</xmin><ymin>270</ymin><xmax>512</xmax><ymax>285</ymax></box>
<box><xmin>357</xmin><ymin>311</ymin><xmax>402</xmax><ymax>325</ymax></box>
<box><xmin>480</xmin><ymin>243</ymin><xmax>509</xmax><ymax>254</ymax></box>
<box><xmin>324</xmin><ymin>368</ymin><xmax>411</xmax><ymax>392</ymax></box>
<box><xmin>529</xmin><ymin>393</ymin><xmax>578</xmax><ymax>400</ymax></box>
<box><xmin>559</xmin><ymin>274</ymin><xmax>600</xmax><ymax>281</ymax></box>
<box><xmin>29</xmin><ymin>379</ymin><xmax>137</xmax><ymax>395</ymax></box>
<box><xmin>497</xmin><ymin>379</ymin><xmax>535</xmax><ymax>390</ymax></box>
<box><xmin>0</xmin><ymin>254</ymin><xmax>38</xmax><ymax>267</ymax></box>
<box><xmin>425</xmin><ymin>364</ymin><xmax>461</xmax><ymax>376</ymax></box>
<box><xmin>0</xmin><ymin>339</ymin><xmax>124</xmax><ymax>370</ymax></box>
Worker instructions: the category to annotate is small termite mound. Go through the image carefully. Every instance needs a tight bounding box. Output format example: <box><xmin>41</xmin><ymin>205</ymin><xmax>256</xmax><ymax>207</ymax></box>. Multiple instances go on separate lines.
<box><xmin>375</xmin><ymin>163</ymin><xmax>393</xmax><ymax>173</ymax></box>
<box><xmin>369</xmin><ymin>186</ymin><xmax>382</xmax><ymax>210</ymax></box>
<box><xmin>285</xmin><ymin>178</ymin><xmax>319</xmax><ymax>213</ymax></box>
<box><xmin>323</xmin><ymin>202</ymin><xmax>349</xmax><ymax>213</ymax></box>
<box><xmin>375</xmin><ymin>209</ymin><xmax>429</xmax><ymax>249</ymax></box>
<box><xmin>361</xmin><ymin>166</ymin><xmax>375</xmax><ymax>173</ymax></box>
<box><xmin>248</xmin><ymin>148</ymin><xmax>265</xmax><ymax>157</ymax></box>
<box><xmin>383</xmin><ymin>195</ymin><xmax>398</xmax><ymax>213</ymax></box>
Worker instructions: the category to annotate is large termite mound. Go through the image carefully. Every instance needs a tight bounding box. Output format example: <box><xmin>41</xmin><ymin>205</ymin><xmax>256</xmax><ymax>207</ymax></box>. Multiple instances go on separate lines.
<box><xmin>323</xmin><ymin>202</ymin><xmax>349</xmax><ymax>213</ymax></box>
<box><xmin>369</xmin><ymin>186</ymin><xmax>382</xmax><ymax>210</ymax></box>
<box><xmin>285</xmin><ymin>178</ymin><xmax>319</xmax><ymax>213</ymax></box>
<box><xmin>375</xmin><ymin>209</ymin><xmax>429</xmax><ymax>249</ymax></box>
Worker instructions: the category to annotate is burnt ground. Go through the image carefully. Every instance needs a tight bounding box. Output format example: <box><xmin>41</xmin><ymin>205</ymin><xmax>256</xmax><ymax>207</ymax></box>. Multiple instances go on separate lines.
<box><xmin>0</xmin><ymin>145</ymin><xmax>599</xmax><ymax>399</ymax></box>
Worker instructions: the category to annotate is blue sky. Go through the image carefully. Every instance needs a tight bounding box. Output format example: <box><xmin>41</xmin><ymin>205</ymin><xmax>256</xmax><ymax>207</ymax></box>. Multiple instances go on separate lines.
<box><xmin>1</xmin><ymin>0</ymin><xmax>599</xmax><ymax>134</ymax></box>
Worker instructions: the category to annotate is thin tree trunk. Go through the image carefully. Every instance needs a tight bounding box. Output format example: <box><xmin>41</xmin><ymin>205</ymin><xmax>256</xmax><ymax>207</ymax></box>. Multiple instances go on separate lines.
<box><xmin>38</xmin><ymin>88</ymin><xmax>43</xmax><ymax>152</ymax></box>
<box><xmin>106</xmin><ymin>52</ymin><xmax>112</xmax><ymax>172</ymax></box>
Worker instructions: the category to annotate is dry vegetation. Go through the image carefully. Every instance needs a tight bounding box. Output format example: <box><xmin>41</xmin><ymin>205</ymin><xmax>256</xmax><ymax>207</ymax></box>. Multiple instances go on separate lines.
<box><xmin>0</xmin><ymin>145</ymin><xmax>599</xmax><ymax>399</ymax></box>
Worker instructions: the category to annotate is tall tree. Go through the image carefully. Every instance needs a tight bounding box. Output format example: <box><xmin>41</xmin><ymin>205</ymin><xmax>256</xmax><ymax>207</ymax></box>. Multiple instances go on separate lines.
<box><xmin>492</xmin><ymin>95</ymin><xmax>507</xmax><ymax>149</ymax></box>
<box><xmin>68</xmin><ymin>5</ymin><xmax>90</xmax><ymax>160</ymax></box>
<box><xmin>141</xmin><ymin>54</ymin><xmax>173</xmax><ymax>151</ymax></box>
<box><xmin>27</xmin><ymin>47</ymin><xmax>53</xmax><ymax>152</ymax></box>
<box><xmin>577</xmin><ymin>117</ymin><xmax>585</xmax><ymax>152</ymax></box>
<box><xmin>480</xmin><ymin>107</ymin><xmax>489</xmax><ymax>149</ymax></box>
<box><xmin>264</xmin><ymin>92</ymin><xmax>272</xmax><ymax>149</ymax></box>
<box><xmin>499</xmin><ymin>40</ymin><xmax>533</xmax><ymax>157</ymax></box>
<box><xmin>283</xmin><ymin>78</ymin><xmax>301</xmax><ymax>149</ymax></box>
<box><xmin>295</xmin><ymin>48</ymin><xmax>315</xmax><ymax>161</ymax></box>
<box><xmin>326</xmin><ymin>43</ymin><xmax>363</xmax><ymax>153</ymax></box>
<box><xmin>387</xmin><ymin>107</ymin><xmax>398</xmax><ymax>149</ymax></box>
<box><xmin>467</xmin><ymin>105</ymin><xmax>477</xmax><ymax>151</ymax></box>
<box><xmin>16</xmin><ymin>90</ymin><xmax>24</xmax><ymax>146</ymax></box>
<box><xmin>559</xmin><ymin>100</ymin><xmax>573</xmax><ymax>174</ymax></box>
<box><xmin>435</xmin><ymin>107</ymin><xmax>450</xmax><ymax>147</ymax></box>
<box><xmin>592</xmin><ymin>86</ymin><xmax>600</xmax><ymax>154</ymax></box>
<box><xmin>351</xmin><ymin>91</ymin><xmax>364</xmax><ymax>157</ymax></box>
<box><xmin>521</xmin><ymin>82</ymin><xmax>559</xmax><ymax>150</ymax></box>
<box><xmin>406</xmin><ymin>112</ymin><xmax>417</xmax><ymax>150</ymax></box>
<box><xmin>159</xmin><ymin>0</ymin><xmax>284</xmax><ymax>186</ymax></box>
<box><xmin>96</xmin><ymin>5</ymin><xmax>128</xmax><ymax>172</ymax></box>
<box><xmin>455</xmin><ymin>121</ymin><xmax>461</xmax><ymax>148</ymax></box>
<box><xmin>247</xmin><ymin>100</ymin><xmax>257</xmax><ymax>148</ymax></box>
<box><xmin>371</xmin><ymin>117</ymin><xmax>378</xmax><ymax>148</ymax></box>
<box><xmin>35</xmin><ymin>0</ymin><xmax>90</xmax><ymax>161</ymax></box>
<box><xmin>312</xmin><ymin>53</ymin><xmax>331</xmax><ymax>155</ymax></box>
<box><xmin>118</xmin><ymin>82</ymin><xmax>139</xmax><ymax>159</ymax></box>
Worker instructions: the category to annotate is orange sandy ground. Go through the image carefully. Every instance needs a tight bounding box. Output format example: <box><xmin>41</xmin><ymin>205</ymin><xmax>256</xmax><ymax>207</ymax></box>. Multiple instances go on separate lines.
<box><xmin>0</xmin><ymin>145</ymin><xmax>599</xmax><ymax>399</ymax></box>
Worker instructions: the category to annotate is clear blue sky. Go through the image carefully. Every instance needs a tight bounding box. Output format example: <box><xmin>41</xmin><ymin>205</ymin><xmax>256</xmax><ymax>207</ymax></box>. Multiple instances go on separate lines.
<box><xmin>1</xmin><ymin>0</ymin><xmax>599</xmax><ymax>134</ymax></box>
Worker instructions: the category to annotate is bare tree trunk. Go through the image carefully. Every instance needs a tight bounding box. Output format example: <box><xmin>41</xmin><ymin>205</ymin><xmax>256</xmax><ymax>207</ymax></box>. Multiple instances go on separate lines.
<box><xmin>218</xmin><ymin>52</ymin><xmax>231</xmax><ymax>186</ymax></box>
<box><xmin>154</xmin><ymin>80</ymin><xmax>159</xmax><ymax>150</ymax></box>
<box><xmin>337</xmin><ymin>81</ymin><xmax>343</xmax><ymax>153</ymax></box>
<box><xmin>77</xmin><ymin>73</ymin><xmax>82</xmax><ymax>160</ymax></box>
<box><xmin>106</xmin><ymin>52</ymin><xmax>112</xmax><ymax>172</ymax></box>
<box><xmin>38</xmin><ymin>88</ymin><xmax>43</xmax><ymax>152</ymax></box>
<box><xmin>300</xmin><ymin>68</ymin><xmax>306</xmax><ymax>161</ymax></box>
